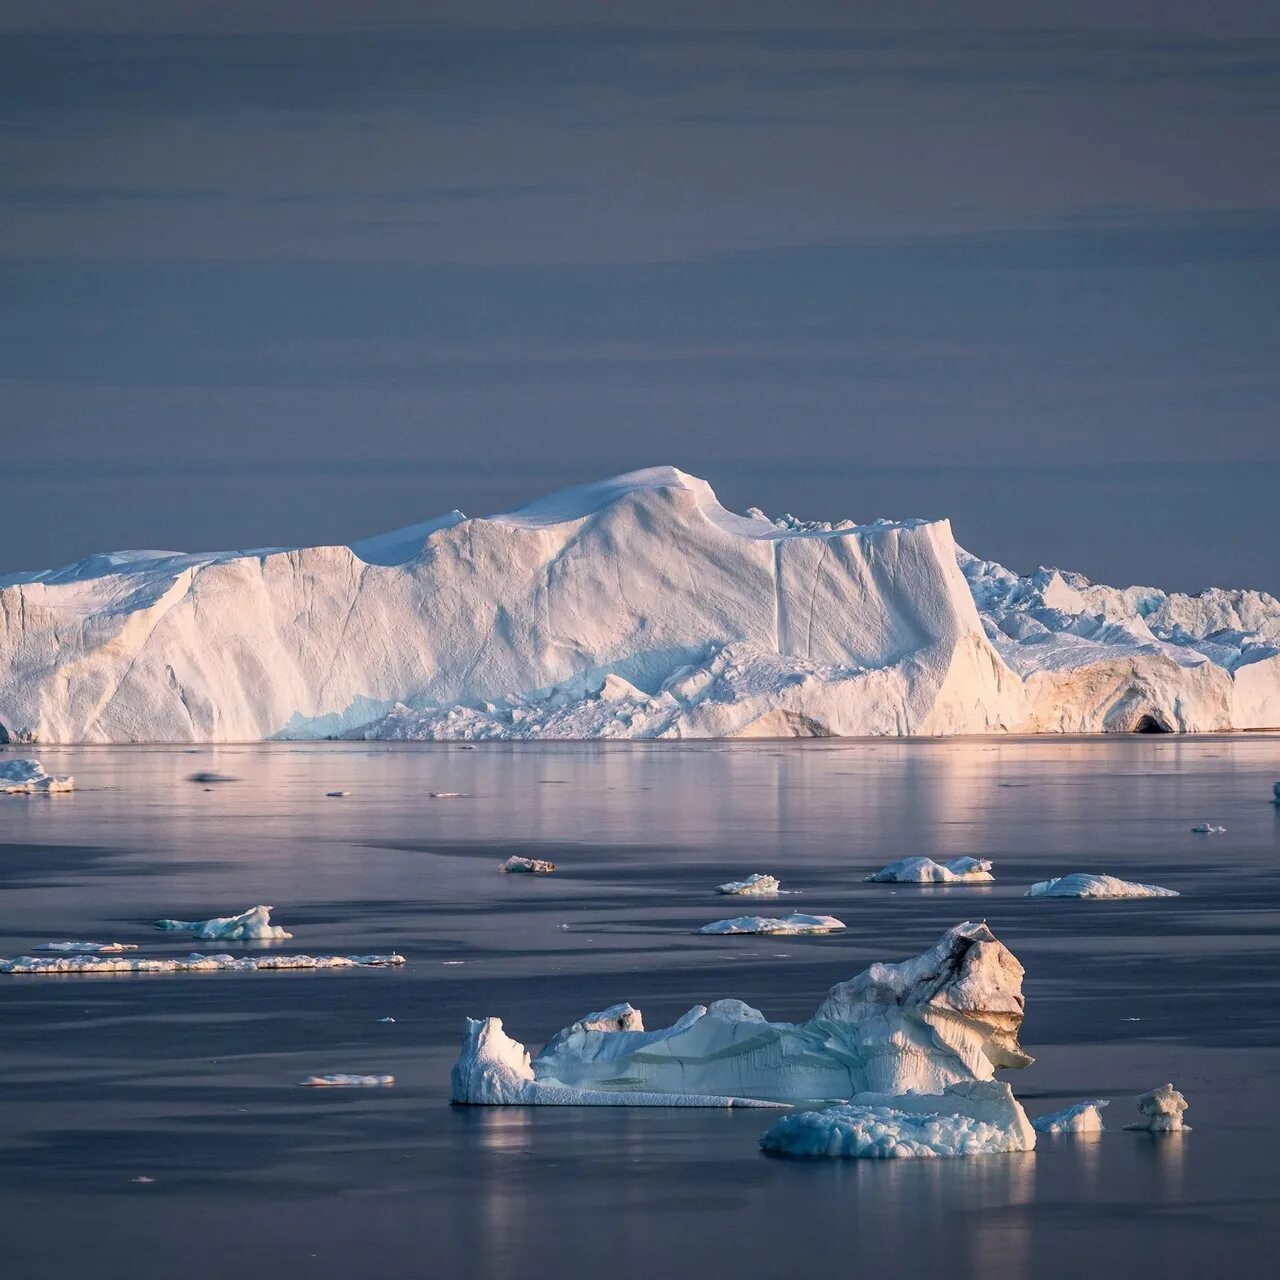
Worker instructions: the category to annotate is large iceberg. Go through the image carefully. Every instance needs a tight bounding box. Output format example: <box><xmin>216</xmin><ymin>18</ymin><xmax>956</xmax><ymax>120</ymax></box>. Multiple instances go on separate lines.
<box><xmin>450</xmin><ymin>922</ymin><xmax>1031</xmax><ymax>1106</ymax></box>
<box><xmin>154</xmin><ymin>905</ymin><xmax>293</xmax><ymax>940</ymax></box>
<box><xmin>1025</xmin><ymin>874</ymin><xmax>1179</xmax><ymax>899</ymax></box>
<box><xmin>3</xmin><ymin>467</ymin><xmax>1277</xmax><ymax>743</ymax></box>
<box><xmin>866</xmin><ymin>856</ymin><xmax>993</xmax><ymax>884</ymax></box>
<box><xmin>758</xmin><ymin>1081</ymin><xmax>1035</xmax><ymax>1159</ymax></box>
<box><xmin>0</xmin><ymin>759</ymin><xmax>74</xmax><ymax>793</ymax></box>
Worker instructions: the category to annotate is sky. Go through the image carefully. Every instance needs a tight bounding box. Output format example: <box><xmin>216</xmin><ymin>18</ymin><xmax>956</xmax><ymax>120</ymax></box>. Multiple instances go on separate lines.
<box><xmin>2</xmin><ymin>1</ymin><xmax>1278</xmax><ymax>592</ymax></box>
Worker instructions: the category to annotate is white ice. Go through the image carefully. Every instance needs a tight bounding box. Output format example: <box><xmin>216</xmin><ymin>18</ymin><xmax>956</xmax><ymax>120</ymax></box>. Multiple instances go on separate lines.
<box><xmin>300</xmin><ymin>1074</ymin><xmax>394</xmax><ymax>1087</ymax></box>
<box><xmin>1026</xmin><ymin>874</ymin><xmax>1179</xmax><ymax>899</ymax></box>
<box><xmin>758</xmin><ymin>1081</ymin><xmax>1035</xmax><ymax>1159</ymax></box>
<box><xmin>33</xmin><ymin>941</ymin><xmax>139</xmax><ymax>954</ymax></box>
<box><xmin>698</xmin><ymin>913</ymin><xmax>844</xmax><ymax>935</ymax></box>
<box><xmin>0</xmin><ymin>952</ymin><xmax>405</xmax><ymax>975</ymax></box>
<box><xmin>154</xmin><ymin>904</ymin><xmax>293</xmax><ymax>940</ymax></box>
<box><xmin>500</xmin><ymin>856</ymin><xmax>555</xmax><ymax>874</ymax></box>
<box><xmin>715</xmin><ymin>874</ymin><xmax>785</xmax><ymax>896</ymax></box>
<box><xmin>866</xmin><ymin>856</ymin><xmax>993</xmax><ymax>884</ymax></box>
<box><xmin>1032</xmin><ymin>1099</ymin><xmax>1109</xmax><ymax>1133</ymax></box>
<box><xmin>0</xmin><ymin>759</ymin><xmax>74</xmax><ymax>794</ymax></box>
<box><xmin>1124</xmin><ymin>1083</ymin><xmax>1190</xmax><ymax>1132</ymax></box>
<box><xmin>450</xmin><ymin>922</ymin><xmax>1032</xmax><ymax>1106</ymax></box>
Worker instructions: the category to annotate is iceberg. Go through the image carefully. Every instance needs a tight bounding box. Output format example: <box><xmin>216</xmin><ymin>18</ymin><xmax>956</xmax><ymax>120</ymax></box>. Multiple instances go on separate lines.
<box><xmin>0</xmin><ymin>759</ymin><xmax>74</xmax><ymax>794</ymax></box>
<box><xmin>715</xmin><ymin>874</ymin><xmax>785</xmax><ymax>896</ymax></box>
<box><xmin>5</xmin><ymin>466</ymin><xmax>1277</xmax><ymax>745</ymax></box>
<box><xmin>33</xmin><ymin>941</ymin><xmax>139</xmax><ymax>954</ymax></box>
<box><xmin>0</xmin><ymin>951</ymin><xmax>405</xmax><ymax>975</ymax></box>
<box><xmin>1124</xmin><ymin>1083</ymin><xmax>1190</xmax><ymax>1132</ymax></box>
<box><xmin>154</xmin><ymin>905</ymin><xmax>293</xmax><ymax>940</ymax></box>
<box><xmin>698</xmin><ymin>913</ymin><xmax>844</xmax><ymax>935</ymax></box>
<box><xmin>758</xmin><ymin>1081</ymin><xmax>1035</xmax><ymax>1159</ymax></box>
<box><xmin>1025</xmin><ymin>874</ymin><xmax>1179</xmax><ymax>899</ymax></box>
<box><xmin>1190</xmin><ymin>823</ymin><xmax>1225</xmax><ymax>834</ymax></box>
<box><xmin>499</xmin><ymin>856</ymin><xmax>555</xmax><ymax>874</ymax></box>
<box><xmin>866</xmin><ymin>856</ymin><xmax>993</xmax><ymax>884</ymax></box>
<box><xmin>300</xmin><ymin>1074</ymin><xmax>394</xmax><ymax>1087</ymax></box>
<box><xmin>1032</xmin><ymin>1099</ymin><xmax>1109</xmax><ymax>1133</ymax></box>
<box><xmin>450</xmin><ymin>922</ymin><xmax>1031</xmax><ymax>1106</ymax></box>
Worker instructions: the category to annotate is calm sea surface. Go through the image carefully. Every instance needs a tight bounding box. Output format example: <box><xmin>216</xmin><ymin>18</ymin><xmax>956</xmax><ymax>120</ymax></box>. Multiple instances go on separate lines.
<box><xmin>2</xmin><ymin>738</ymin><xmax>1279</xmax><ymax>1279</ymax></box>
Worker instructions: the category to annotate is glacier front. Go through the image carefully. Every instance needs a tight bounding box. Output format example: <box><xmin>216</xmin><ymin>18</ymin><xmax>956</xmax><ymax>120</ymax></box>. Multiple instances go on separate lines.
<box><xmin>2</xmin><ymin>466</ymin><xmax>1276</xmax><ymax>742</ymax></box>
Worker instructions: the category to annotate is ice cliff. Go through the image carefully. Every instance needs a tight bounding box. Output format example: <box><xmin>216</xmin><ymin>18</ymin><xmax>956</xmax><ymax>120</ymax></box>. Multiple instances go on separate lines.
<box><xmin>2</xmin><ymin>466</ymin><xmax>1276</xmax><ymax>742</ymax></box>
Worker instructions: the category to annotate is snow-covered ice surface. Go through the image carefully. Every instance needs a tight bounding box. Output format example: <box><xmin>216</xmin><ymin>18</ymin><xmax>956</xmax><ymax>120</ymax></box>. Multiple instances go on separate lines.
<box><xmin>758</xmin><ymin>1081</ymin><xmax>1035</xmax><ymax>1159</ymax></box>
<box><xmin>33</xmin><ymin>941</ymin><xmax>139</xmax><ymax>954</ymax></box>
<box><xmin>1125</xmin><ymin>1083</ymin><xmax>1190</xmax><ymax>1132</ymax></box>
<box><xmin>0</xmin><ymin>952</ymin><xmax>404</xmax><ymax>975</ymax></box>
<box><xmin>154</xmin><ymin>905</ymin><xmax>293</xmax><ymax>940</ymax></box>
<box><xmin>715</xmin><ymin>874</ymin><xmax>785</xmax><ymax>896</ymax></box>
<box><xmin>300</xmin><ymin>1074</ymin><xmax>394</xmax><ymax>1087</ymax></box>
<box><xmin>5</xmin><ymin>466</ymin><xmax>1279</xmax><ymax>743</ymax></box>
<box><xmin>450</xmin><ymin>922</ymin><xmax>1031</xmax><ymax>1105</ymax></box>
<box><xmin>0</xmin><ymin>759</ymin><xmax>74</xmax><ymax>793</ymax></box>
<box><xmin>1032</xmin><ymin>1100</ymin><xmax>1110</xmax><ymax>1133</ymax></box>
<box><xmin>1026</xmin><ymin>874</ymin><xmax>1180</xmax><ymax>899</ymax></box>
<box><xmin>865</xmin><ymin>856</ymin><xmax>993</xmax><ymax>884</ymax></box>
<box><xmin>499</xmin><ymin>856</ymin><xmax>555</xmax><ymax>874</ymax></box>
<box><xmin>697</xmin><ymin>913</ymin><xmax>843</xmax><ymax>935</ymax></box>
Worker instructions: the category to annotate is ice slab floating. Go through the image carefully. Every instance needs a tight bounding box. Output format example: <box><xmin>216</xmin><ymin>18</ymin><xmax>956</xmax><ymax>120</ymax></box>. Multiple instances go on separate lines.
<box><xmin>1190</xmin><ymin>823</ymin><xmax>1225</xmax><ymax>834</ymax></box>
<box><xmin>450</xmin><ymin>922</ymin><xmax>1031</xmax><ymax>1106</ymax></box>
<box><xmin>715</xmin><ymin>874</ymin><xmax>785</xmax><ymax>896</ymax></box>
<box><xmin>1032</xmin><ymin>1099</ymin><xmax>1109</xmax><ymax>1133</ymax></box>
<box><xmin>1125</xmin><ymin>1083</ymin><xmax>1190</xmax><ymax>1132</ymax></box>
<box><xmin>500</xmin><ymin>856</ymin><xmax>555</xmax><ymax>874</ymax></box>
<box><xmin>0</xmin><ymin>759</ymin><xmax>74</xmax><ymax>794</ymax></box>
<box><xmin>1026</xmin><ymin>874</ymin><xmax>1179</xmax><ymax>899</ymax></box>
<box><xmin>33</xmin><ymin>941</ymin><xmax>138</xmax><ymax>954</ymax></box>
<box><xmin>698</xmin><ymin>913</ymin><xmax>843</xmax><ymax>935</ymax></box>
<box><xmin>758</xmin><ymin>1081</ymin><xmax>1035</xmax><ymax>1159</ymax></box>
<box><xmin>0</xmin><ymin>952</ymin><xmax>404</xmax><ymax>975</ymax></box>
<box><xmin>155</xmin><ymin>905</ymin><xmax>293</xmax><ymax>940</ymax></box>
<box><xmin>866</xmin><ymin>856</ymin><xmax>993</xmax><ymax>884</ymax></box>
<box><xmin>300</xmin><ymin>1074</ymin><xmax>394</xmax><ymax>1087</ymax></box>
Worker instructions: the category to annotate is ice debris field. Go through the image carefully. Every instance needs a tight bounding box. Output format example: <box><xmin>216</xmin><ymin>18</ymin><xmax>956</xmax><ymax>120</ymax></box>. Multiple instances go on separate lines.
<box><xmin>2</xmin><ymin>466</ymin><xmax>1278</xmax><ymax>743</ymax></box>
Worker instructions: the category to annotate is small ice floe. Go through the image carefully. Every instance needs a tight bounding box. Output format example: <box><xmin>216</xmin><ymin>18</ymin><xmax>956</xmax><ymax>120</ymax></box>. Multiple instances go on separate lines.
<box><xmin>698</xmin><ymin>913</ymin><xmax>845</xmax><ymax>936</ymax></box>
<box><xmin>33</xmin><ymin>941</ymin><xmax>139</xmax><ymax>955</ymax></box>
<box><xmin>377</xmin><ymin>1016</ymin><xmax>397</xmax><ymax>1023</ymax></box>
<box><xmin>326</xmin><ymin>790</ymin><xmax>351</xmax><ymax>797</ymax></box>
<box><xmin>0</xmin><ymin>952</ymin><xmax>404</xmax><ymax>975</ymax></box>
<box><xmin>187</xmin><ymin>771</ymin><xmax>237</xmax><ymax>783</ymax></box>
<box><xmin>715</xmin><ymin>874</ymin><xmax>785</xmax><ymax>896</ymax></box>
<box><xmin>1190</xmin><ymin>823</ymin><xmax>1225</xmax><ymax>834</ymax></box>
<box><xmin>131</xmin><ymin>1176</ymin><xmax>155</xmax><ymax>1185</ymax></box>
<box><xmin>1124</xmin><ymin>1083</ymin><xmax>1190</xmax><ymax>1132</ymax></box>
<box><xmin>1025</xmin><ymin>874</ymin><xmax>1179</xmax><ymax>899</ymax></box>
<box><xmin>0</xmin><ymin>759</ymin><xmax>75</xmax><ymax>794</ymax></box>
<box><xmin>758</xmin><ymin>1081</ymin><xmax>1035</xmax><ymax>1159</ymax></box>
<box><xmin>500</xmin><ymin>856</ymin><xmax>555</xmax><ymax>874</ymax></box>
<box><xmin>299</xmin><ymin>1073</ymin><xmax>394</xmax><ymax>1087</ymax></box>
<box><xmin>430</xmin><ymin>791</ymin><xmax>465</xmax><ymax>799</ymax></box>
<box><xmin>866</xmin><ymin>856</ymin><xmax>993</xmax><ymax>885</ymax></box>
<box><xmin>1032</xmin><ymin>1099</ymin><xmax>1109</xmax><ymax>1134</ymax></box>
<box><xmin>155</xmin><ymin>905</ymin><xmax>292</xmax><ymax>940</ymax></box>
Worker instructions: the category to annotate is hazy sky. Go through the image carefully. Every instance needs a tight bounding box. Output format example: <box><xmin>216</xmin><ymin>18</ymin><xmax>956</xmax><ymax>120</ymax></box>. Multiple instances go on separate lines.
<box><xmin>2</xmin><ymin>2</ymin><xmax>1277</xmax><ymax>591</ymax></box>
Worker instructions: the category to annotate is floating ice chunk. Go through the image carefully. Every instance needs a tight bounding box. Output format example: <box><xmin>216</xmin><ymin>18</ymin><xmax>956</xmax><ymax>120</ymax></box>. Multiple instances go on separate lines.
<box><xmin>1025</xmin><ymin>874</ymin><xmax>1179</xmax><ymax>899</ymax></box>
<box><xmin>155</xmin><ymin>904</ymin><xmax>293</xmax><ymax>940</ymax></box>
<box><xmin>0</xmin><ymin>759</ymin><xmax>74</xmax><ymax>794</ymax></box>
<box><xmin>866</xmin><ymin>856</ymin><xmax>993</xmax><ymax>884</ymax></box>
<box><xmin>500</xmin><ymin>856</ymin><xmax>555</xmax><ymax>874</ymax></box>
<box><xmin>300</xmin><ymin>1074</ymin><xmax>394</xmax><ymax>1087</ymax></box>
<box><xmin>33</xmin><ymin>941</ymin><xmax>139</xmax><ymax>954</ymax></box>
<box><xmin>187</xmin><ymin>771</ymin><xmax>237</xmax><ymax>783</ymax></box>
<box><xmin>1032</xmin><ymin>1099</ymin><xmax>1109</xmax><ymax>1133</ymax></box>
<box><xmin>1190</xmin><ymin>823</ymin><xmax>1225</xmax><ymax>834</ymax></box>
<box><xmin>430</xmin><ymin>791</ymin><xmax>465</xmax><ymax>798</ymax></box>
<box><xmin>1124</xmin><ymin>1083</ymin><xmax>1190</xmax><ymax>1132</ymax></box>
<box><xmin>715</xmin><ymin>874</ymin><xmax>785</xmax><ymax>896</ymax></box>
<box><xmin>450</xmin><ymin>922</ymin><xmax>1032</xmax><ymax>1106</ymax></box>
<box><xmin>326</xmin><ymin>790</ymin><xmax>351</xmax><ymax>797</ymax></box>
<box><xmin>759</xmin><ymin>1081</ymin><xmax>1035</xmax><ymax>1159</ymax></box>
<box><xmin>0</xmin><ymin>951</ymin><xmax>405</xmax><ymax>975</ymax></box>
<box><xmin>1273</xmin><ymin>782</ymin><xmax>1280</xmax><ymax>805</ymax></box>
<box><xmin>377</xmin><ymin>1016</ymin><xmax>396</xmax><ymax>1023</ymax></box>
<box><xmin>698</xmin><ymin>913</ymin><xmax>844</xmax><ymax>935</ymax></box>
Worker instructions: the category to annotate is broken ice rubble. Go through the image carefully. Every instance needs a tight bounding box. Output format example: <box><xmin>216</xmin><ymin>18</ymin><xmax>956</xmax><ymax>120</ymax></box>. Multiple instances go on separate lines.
<box><xmin>758</xmin><ymin>1081</ymin><xmax>1035</xmax><ymax>1159</ymax></box>
<box><xmin>715</xmin><ymin>874</ymin><xmax>785</xmax><ymax>896</ymax></box>
<box><xmin>1190</xmin><ymin>823</ymin><xmax>1225</xmax><ymax>834</ymax></box>
<box><xmin>33</xmin><ymin>941</ymin><xmax>138</xmax><ymax>954</ymax></box>
<box><xmin>866</xmin><ymin>856</ymin><xmax>993</xmax><ymax>884</ymax></box>
<box><xmin>300</xmin><ymin>1074</ymin><xmax>394</xmax><ymax>1087</ymax></box>
<box><xmin>698</xmin><ymin>914</ymin><xmax>844</xmax><ymax>935</ymax></box>
<box><xmin>1032</xmin><ymin>1099</ymin><xmax>1109</xmax><ymax>1133</ymax></box>
<box><xmin>1025</xmin><ymin>874</ymin><xmax>1179</xmax><ymax>899</ymax></box>
<box><xmin>0</xmin><ymin>952</ymin><xmax>405</xmax><ymax>975</ymax></box>
<box><xmin>0</xmin><ymin>759</ymin><xmax>74</xmax><ymax>794</ymax></box>
<box><xmin>154</xmin><ymin>905</ymin><xmax>293</xmax><ymax>940</ymax></box>
<box><xmin>450</xmin><ymin>922</ymin><xmax>1031</xmax><ymax>1106</ymax></box>
<box><xmin>1124</xmin><ymin>1083</ymin><xmax>1190</xmax><ymax>1132</ymax></box>
<box><xmin>500</xmin><ymin>856</ymin><xmax>555</xmax><ymax>874</ymax></box>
